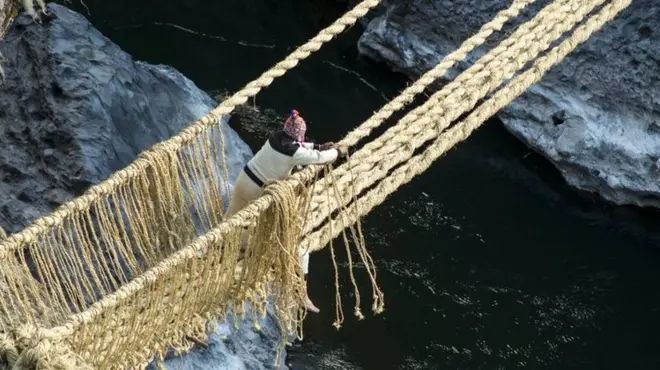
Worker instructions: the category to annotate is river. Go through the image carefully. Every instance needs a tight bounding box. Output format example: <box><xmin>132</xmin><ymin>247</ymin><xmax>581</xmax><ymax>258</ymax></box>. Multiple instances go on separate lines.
<box><xmin>63</xmin><ymin>0</ymin><xmax>660</xmax><ymax>369</ymax></box>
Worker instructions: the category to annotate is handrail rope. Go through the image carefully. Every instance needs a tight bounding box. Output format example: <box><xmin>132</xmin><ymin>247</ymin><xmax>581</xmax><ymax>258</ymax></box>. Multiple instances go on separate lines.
<box><xmin>303</xmin><ymin>0</ymin><xmax>604</xmax><ymax>233</ymax></box>
<box><xmin>0</xmin><ymin>0</ymin><xmax>383</xmax><ymax>255</ymax></box>
<box><xmin>300</xmin><ymin>0</ymin><xmax>632</xmax><ymax>251</ymax></box>
<box><xmin>311</xmin><ymin>0</ymin><xmax>568</xmax><ymax>184</ymax></box>
<box><xmin>338</xmin><ymin>0</ymin><xmax>539</xmax><ymax>148</ymax></box>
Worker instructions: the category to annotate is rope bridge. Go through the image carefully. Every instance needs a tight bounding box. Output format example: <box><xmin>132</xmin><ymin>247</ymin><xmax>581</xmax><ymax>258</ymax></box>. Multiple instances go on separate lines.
<box><xmin>0</xmin><ymin>0</ymin><xmax>630</xmax><ymax>368</ymax></box>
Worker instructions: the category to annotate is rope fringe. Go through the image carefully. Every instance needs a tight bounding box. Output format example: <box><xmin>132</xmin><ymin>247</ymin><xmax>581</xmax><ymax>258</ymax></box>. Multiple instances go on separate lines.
<box><xmin>0</xmin><ymin>0</ymin><xmax>631</xmax><ymax>367</ymax></box>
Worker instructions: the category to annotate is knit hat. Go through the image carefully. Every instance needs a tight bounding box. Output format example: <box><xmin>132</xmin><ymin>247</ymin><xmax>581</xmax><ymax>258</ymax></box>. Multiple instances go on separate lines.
<box><xmin>283</xmin><ymin>109</ymin><xmax>306</xmax><ymax>144</ymax></box>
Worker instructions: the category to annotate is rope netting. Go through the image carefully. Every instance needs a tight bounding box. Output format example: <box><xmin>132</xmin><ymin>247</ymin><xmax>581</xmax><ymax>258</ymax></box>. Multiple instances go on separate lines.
<box><xmin>0</xmin><ymin>0</ymin><xmax>631</xmax><ymax>368</ymax></box>
<box><xmin>0</xmin><ymin>0</ymin><xmax>382</xmax><ymax>332</ymax></box>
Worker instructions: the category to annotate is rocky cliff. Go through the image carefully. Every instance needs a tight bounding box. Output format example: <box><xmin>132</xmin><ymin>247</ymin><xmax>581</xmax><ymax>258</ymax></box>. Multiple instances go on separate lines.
<box><xmin>0</xmin><ymin>3</ymin><xmax>284</xmax><ymax>369</ymax></box>
<box><xmin>355</xmin><ymin>0</ymin><xmax>660</xmax><ymax>208</ymax></box>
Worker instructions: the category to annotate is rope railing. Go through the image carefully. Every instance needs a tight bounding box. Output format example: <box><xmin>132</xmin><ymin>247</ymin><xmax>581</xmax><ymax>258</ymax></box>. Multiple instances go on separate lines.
<box><xmin>301</xmin><ymin>0</ymin><xmax>632</xmax><ymax>253</ymax></box>
<box><xmin>303</xmin><ymin>0</ymin><xmax>602</xmax><ymax>233</ymax></box>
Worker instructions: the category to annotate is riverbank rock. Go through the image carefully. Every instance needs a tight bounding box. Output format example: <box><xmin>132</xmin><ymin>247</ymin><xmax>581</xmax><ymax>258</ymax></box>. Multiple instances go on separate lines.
<box><xmin>355</xmin><ymin>0</ymin><xmax>660</xmax><ymax>208</ymax></box>
<box><xmin>147</xmin><ymin>302</ymin><xmax>288</xmax><ymax>370</ymax></box>
<box><xmin>0</xmin><ymin>3</ymin><xmax>284</xmax><ymax>369</ymax></box>
<box><xmin>0</xmin><ymin>3</ymin><xmax>252</xmax><ymax>233</ymax></box>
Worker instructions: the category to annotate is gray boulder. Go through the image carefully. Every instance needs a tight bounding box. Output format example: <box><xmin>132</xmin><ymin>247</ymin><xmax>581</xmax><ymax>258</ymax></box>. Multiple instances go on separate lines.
<box><xmin>0</xmin><ymin>2</ymin><xmax>252</xmax><ymax>233</ymax></box>
<box><xmin>356</xmin><ymin>0</ymin><xmax>660</xmax><ymax>208</ymax></box>
<box><xmin>148</xmin><ymin>303</ymin><xmax>289</xmax><ymax>370</ymax></box>
<box><xmin>1</xmin><ymin>3</ymin><xmax>284</xmax><ymax>369</ymax></box>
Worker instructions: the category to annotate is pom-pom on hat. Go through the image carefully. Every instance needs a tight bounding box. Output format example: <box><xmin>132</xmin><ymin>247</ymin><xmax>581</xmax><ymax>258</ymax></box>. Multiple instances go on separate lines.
<box><xmin>284</xmin><ymin>109</ymin><xmax>306</xmax><ymax>144</ymax></box>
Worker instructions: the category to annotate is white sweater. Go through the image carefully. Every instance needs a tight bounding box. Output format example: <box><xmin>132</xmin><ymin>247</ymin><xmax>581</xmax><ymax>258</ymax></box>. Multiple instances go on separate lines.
<box><xmin>243</xmin><ymin>131</ymin><xmax>338</xmax><ymax>187</ymax></box>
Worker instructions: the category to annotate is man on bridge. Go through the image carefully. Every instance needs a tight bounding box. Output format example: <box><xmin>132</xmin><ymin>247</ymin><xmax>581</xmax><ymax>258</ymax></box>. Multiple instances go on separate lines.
<box><xmin>224</xmin><ymin>109</ymin><xmax>347</xmax><ymax>313</ymax></box>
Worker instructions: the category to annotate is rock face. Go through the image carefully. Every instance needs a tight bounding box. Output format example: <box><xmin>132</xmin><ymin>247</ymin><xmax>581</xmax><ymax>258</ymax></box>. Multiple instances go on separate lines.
<box><xmin>356</xmin><ymin>0</ymin><xmax>660</xmax><ymax>208</ymax></box>
<box><xmin>1</xmin><ymin>3</ymin><xmax>284</xmax><ymax>369</ymax></box>
<box><xmin>147</xmin><ymin>303</ymin><xmax>288</xmax><ymax>370</ymax></box>
<box><xmin>0</xmin><ymin>3</ymin><xmax>252</xmax><ymax>233</ymax></box>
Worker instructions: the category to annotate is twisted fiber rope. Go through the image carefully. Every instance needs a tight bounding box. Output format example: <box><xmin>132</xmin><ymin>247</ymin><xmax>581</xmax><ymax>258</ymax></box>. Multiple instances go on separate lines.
<box><xmin>303</xmin><ymin>0</ymin><xmax>574</xmax><ymax>214</ymax></box>
<box><xmin>0</xmin><ymin>333</ymin><xmax>19</xmax><ymax>367</ymax></box>
<box><xmin>0</xmin><ymin>125</ymin><xmax>234</xmax><ymax>340</ymax></box>
<box><xmin>301</xmin><ymin>0</ymin><xmax>632</xmax><ymax>253</ymax></box>
<box><xmin>0</xmin><ymin>138</ymin><xmax>207</xmax><ymax>333</ymax></box>
<box><xmin>338</xmin><ymin>0</ymin><xmax>538</xmax><ymax>148</ymax></box>
<box><xmin>0</xmin><ymin>0</ymin><xmax>15</xmax><ymax>39</ymax></box>
<box><xmin>10</xmin><ymin>323</ymin><xmax>91</xmax><ymax>370</ymax></box>
<box><xmin>293</xmin><ymin>0</ymin><xmax>539</xmax><ymax>208</ymax></box>
<box><xmin>1</xmin><ymin>0</ymin><xmax>25</xmax><ymax>80</ymax></box>
<box><xmin>299</xmin><ymin>0</ymin><xmax>585</xmax><ymax>320</ymax></box>
<box><xmin>304</xmin><ymin>0</ymin><xmax>595</xmax><ymax>234</ymax></box>
<box><xmin>0</xmin><ymin>0</ymin><xmax>382</xmax><ymax>256</ymax></box>
<box><xmin>295</xmin><ymin>0</ymin><xmax>544</xmax><ymax>325</ymax></box>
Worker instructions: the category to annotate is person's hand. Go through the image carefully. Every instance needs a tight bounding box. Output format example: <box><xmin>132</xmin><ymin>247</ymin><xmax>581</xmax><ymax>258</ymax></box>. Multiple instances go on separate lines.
<box><xmin>335</xmin><ymin>146</ymin><xmax>348</xmax><ymax>158</ymax></box>
<box><xmin>319</xmin><ymin>142</ymin><xmax>334</xmax><ymax>151</ymax></box>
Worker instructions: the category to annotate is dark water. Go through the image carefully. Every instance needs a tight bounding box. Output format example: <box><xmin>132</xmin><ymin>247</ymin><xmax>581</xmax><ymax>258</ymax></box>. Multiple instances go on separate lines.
<box><xmin>62</xmin><ymin>0</ymin><xmax>660</xmax><ymax>369</ymax></box>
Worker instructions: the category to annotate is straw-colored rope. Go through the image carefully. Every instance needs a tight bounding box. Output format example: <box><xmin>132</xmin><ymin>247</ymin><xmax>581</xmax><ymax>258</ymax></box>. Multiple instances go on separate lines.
<box><xmin>290</xmin><ymin>0</ymin><xmax>595</xmax><ymax>320</ymax></box>
<box><xmin>0</xmin><ymin>0</ymin><xmax>631</xmax><ymax>368</ymax></box>
<box><xmin>304</xmin><ymin>0</ymin><xmax>601</xmax><ymax>233</ymax></box>
<box><xmin>31</xmin><ymin>180</ymin><xmax>310</xmax><ymax>369</ymax></box>
<box><xmin>293</xmin><ymin>0</ymin><xmax>545</xmax><ymax>329</ymax></box>
<box><xmin>294</xmin><ymin>0</ymin><xmax>603</xmax><ymax>320</ymax></box>
<box><xmin>291</xmin><ymin>0</ymin><xmax>539</xmax><ymax>217</ymax></box>
<box><xmin>301</xmin><ymin>0</ymin><xmax>632</xmax><ymax>253</ymax></box>
<box><xmin>0</xmin><ymin>0</ymin><xmax>14</xmax><ymax>39</ymax></box>
<box><xmin>302</xmin><ymin>0</ymin><xmax>594</xmax><ymax>320</ymax></box>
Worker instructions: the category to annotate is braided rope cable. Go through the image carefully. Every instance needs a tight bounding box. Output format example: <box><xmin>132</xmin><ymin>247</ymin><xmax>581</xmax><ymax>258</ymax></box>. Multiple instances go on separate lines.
<box><xmin>304</xmin><ymin>0</ymin><xmax>597</xmax><ymax>231</ymax></box>
<box><xmin>301</xmin><ymin>0</ymin><xmax>632</xmax><ymax>251</ymax></box>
